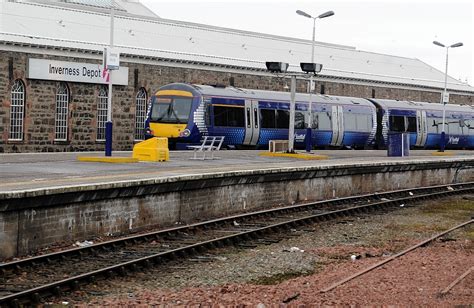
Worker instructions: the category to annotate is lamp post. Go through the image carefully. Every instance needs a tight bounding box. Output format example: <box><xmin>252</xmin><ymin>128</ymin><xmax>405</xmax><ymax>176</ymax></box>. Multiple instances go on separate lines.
<box><xmin>104</xmin><ymin>3</ymin><xmax>115</xmax><ymax>156</ymax></box>
<box><xmin>432</xmin><ymin>40</ymin><xmax>463</xmax><ymax>152</ymax></box>
<box><xmin>296</xmin><ymin>9</ymin><xmax>334</xmax><ymax>152</ymax></box>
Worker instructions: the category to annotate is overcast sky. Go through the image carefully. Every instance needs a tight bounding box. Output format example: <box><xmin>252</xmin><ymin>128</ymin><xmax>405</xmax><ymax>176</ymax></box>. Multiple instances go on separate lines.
<box><xmin>141</xmin><ymin>0</ymin><xmax>473</xmax><ymax>86</ymax></box>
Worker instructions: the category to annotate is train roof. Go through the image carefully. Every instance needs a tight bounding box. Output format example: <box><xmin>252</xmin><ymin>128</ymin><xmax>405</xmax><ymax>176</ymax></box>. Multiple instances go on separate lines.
<box><xmin>191</xmin><ymin>84</ymin><xmax>375</xmax><ymax>108</ymax></box>
<box><xmin>370</xmin><ymin>98</ymin><xmax>474</xmax><ymax>113</ymax></box>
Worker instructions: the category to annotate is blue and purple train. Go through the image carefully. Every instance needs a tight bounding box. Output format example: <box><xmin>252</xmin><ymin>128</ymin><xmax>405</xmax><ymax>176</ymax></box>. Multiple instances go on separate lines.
<box><xmin>144</xmin><ymin>83</ymin><xmax>474</xmax><ymax>150</ymax></box>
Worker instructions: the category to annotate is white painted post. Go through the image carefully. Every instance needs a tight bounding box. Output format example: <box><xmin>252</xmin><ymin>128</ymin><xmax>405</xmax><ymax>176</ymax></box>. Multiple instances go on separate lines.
<box><xmin>288</xmin><ymin>75</ymin><xmax>296</xmax><ymax>153</ymax></box>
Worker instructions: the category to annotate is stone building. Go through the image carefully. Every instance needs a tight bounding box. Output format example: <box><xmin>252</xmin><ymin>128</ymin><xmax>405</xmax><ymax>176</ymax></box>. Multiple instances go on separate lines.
<box><xmin>0</xmin><ymin>0</ymin><xmax>473</xmax><ymax>153</ymax></box>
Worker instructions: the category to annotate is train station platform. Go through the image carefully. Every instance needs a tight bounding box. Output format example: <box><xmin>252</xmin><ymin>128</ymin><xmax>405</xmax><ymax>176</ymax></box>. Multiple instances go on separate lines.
<box><xmin>1</xmin><ymin>150</ymin><xmax>474</xmax><ymax>259</ymax></box>
<box><xmin>1</xmin><ymin>150</ymin><xmax>474</xmax><ymax>193</ymax></box>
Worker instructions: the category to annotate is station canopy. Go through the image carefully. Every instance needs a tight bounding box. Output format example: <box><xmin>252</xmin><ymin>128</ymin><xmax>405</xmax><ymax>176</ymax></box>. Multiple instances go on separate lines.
<box><xmin>0</xmin><ymin>0</ymin><xmax>473</xmax><ymax>94</ymax></box>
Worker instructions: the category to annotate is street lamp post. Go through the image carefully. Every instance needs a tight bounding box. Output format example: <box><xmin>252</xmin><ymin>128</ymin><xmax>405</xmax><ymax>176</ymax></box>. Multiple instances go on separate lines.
<box><xmin>103</xmin><ymin>4</ymin><xmax>115</xmax><ymax>157</ymax></box>
<box><xmin>432</xmin><ymin>40</ymin><xmax>463</xmax><ymax>152</ymax></box>
<box><xmin>296</xmin><ymin>9</ymin><xmax>334</xmax><ymax>152</ymax></box>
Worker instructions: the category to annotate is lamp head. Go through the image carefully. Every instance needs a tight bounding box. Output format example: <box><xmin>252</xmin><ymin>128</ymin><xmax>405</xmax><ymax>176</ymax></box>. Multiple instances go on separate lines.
<box><xmin>433</xmin><ymin>41</ymin><xmax>445</xmax><ymax>47</ymax></box>
<box><xmin>265</xmin><ymin>62</ymin><xmax>289</xmax><ymax>73</ymax></box>
<box><xmin>296</xmin><ymin>10</ymin><xmax>312</xmax><ymax>18</ymax></box>
<box><xmin>300</xmin><ymin>62</ymin><xmax>323</xmax><ymax>74</ymax></box>
<box><xmin>450</xmin><ymin>42</ymin><xmax>463</xmax><ymax>48</ymax></box>
<box><xmin>318</xmin><ymin>10</ymin><xmax>335</xmax><ymax>19</ymax></box>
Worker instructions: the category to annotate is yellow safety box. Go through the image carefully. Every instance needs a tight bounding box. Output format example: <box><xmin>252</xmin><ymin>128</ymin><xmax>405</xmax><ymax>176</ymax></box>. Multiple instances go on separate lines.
<box><xmin>133</xmin><ymin>137</ymin><xmax>169</xmax><ymax>162</ymax></box>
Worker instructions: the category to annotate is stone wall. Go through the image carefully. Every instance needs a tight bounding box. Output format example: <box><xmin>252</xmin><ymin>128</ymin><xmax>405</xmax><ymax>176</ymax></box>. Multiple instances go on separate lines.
<box><xmin>0</xmin><ymin>50</ymin><xmax>472</xmax><ymax>153</ymax></box>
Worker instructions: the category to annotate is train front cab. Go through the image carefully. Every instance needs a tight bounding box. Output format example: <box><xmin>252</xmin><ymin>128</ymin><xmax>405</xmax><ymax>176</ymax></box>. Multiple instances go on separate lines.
<box><xmin>145</xmin><ymin>85</ymin><xmax>201</xmax><ymax>148</ymax></box>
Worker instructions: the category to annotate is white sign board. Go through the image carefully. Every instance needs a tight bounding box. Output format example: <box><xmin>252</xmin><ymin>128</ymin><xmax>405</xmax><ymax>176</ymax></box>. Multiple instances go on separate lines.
<box><xmin>27</xmin><ymin>58</ymin><xmax>128</xmax><ymax>85</ymax></box>
<box><xmin>442</xmin><ymin>91</ymin><xmax>450</xmax><ymax>104</ymax></box>
<box><xmin>105</xmin><ymin>47</ymin><xmax>120</xmax><ymax>70</ymax></box>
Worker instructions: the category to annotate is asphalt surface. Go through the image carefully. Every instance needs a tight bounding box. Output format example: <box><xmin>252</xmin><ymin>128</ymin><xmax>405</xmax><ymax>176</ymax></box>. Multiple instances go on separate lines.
<box><xmin>1</xmin><ymin>150</ymin><xmax>473</xmax><ymax>193</ymax></box>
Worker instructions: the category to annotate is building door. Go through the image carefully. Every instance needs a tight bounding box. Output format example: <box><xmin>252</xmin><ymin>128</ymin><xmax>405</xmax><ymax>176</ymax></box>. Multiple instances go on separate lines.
<box><xmin>243</xmin><ymin>100</ymin><xmax>260</xmax><ymax>145</ymax></box>
<box><xmin>330</xmin><ymin>105</ymin><xmax>344</xmax><ymax>146</ymax></box>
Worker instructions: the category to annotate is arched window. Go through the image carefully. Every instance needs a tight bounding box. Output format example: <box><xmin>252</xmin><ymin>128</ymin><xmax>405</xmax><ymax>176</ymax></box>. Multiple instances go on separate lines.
<box><xmin>134</xmin><ymin>87</ymin><xmax>148</xmax><ymax>141</ymax></box>
<box><xmin>9</xmin><ymin>79</ymin><xmax>25</xmax><ymax>141</ymax></box>
<box><xmin>97</xmin><ymin>86</ymin><xmax>108</xmax><ymax>141</ymax></box>
<box><xmin>55</xmin><ymin>82</ymin><xmax>69</xmax><ymax>141</ymax></box>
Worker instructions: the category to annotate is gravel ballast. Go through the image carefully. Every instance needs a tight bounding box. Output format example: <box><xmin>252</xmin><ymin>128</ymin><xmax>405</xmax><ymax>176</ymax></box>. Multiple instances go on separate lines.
<box><xmin>51</xmin><ymin>194</ymin><xmax>473</xmax><ymax>306</ymax></box>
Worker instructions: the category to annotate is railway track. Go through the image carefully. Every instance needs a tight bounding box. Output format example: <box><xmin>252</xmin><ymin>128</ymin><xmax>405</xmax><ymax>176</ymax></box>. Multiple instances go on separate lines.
<box><xmin>1</xmin><ymin>182</ymin><xmax>473</xmax><ymax>307</ymax></box>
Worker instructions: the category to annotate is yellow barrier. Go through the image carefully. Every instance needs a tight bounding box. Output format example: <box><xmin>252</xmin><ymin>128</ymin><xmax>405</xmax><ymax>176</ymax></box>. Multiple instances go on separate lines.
<box><xmin>77</xmin><ymin>156</ymin><xmax>138</xmax><ymax>163</ymax></box>
<box><xmin>260</xmin><ymin>152</ymin><xmax>328</xmax><ymax>160</ymax></box>
<box><xmin>133</xmin><ymin>137</ymin><xmax>169</xmax><ymax>162</ymax></box>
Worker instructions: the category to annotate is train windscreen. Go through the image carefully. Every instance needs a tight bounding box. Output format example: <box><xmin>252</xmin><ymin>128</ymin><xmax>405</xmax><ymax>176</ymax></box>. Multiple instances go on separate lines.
<box><xmin>150</xmin><ymin>96</ymin><xmax>193</xmax><ymax>124</ymax></box>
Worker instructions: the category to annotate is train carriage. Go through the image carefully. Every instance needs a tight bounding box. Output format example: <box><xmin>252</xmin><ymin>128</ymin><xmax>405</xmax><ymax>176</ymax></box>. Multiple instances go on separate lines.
<box><xmin>145</xmin><ymin>83</ymin><xmax>377</xmax><ymax>149</ymax></box>
<box><xmin>370</xmin><ymin>99</ymin><xmax>474</xmax><ymax>149</ymax></box>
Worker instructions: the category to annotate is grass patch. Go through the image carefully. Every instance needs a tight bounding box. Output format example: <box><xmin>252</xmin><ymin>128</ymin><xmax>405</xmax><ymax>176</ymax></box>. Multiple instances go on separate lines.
<box><xmin>421</xmin><ymin>198</ymin><xmax>474</xmax><ymax>220</ymax></box>
<box><xmin>251</xmin><ymin>269</ymin><xmax>314</xmax><ymax>285</ymax></box>
<box><xmin>465</xmin><ymin>229</ymin><xmax>474</xmax><ymax>240</ymax></box>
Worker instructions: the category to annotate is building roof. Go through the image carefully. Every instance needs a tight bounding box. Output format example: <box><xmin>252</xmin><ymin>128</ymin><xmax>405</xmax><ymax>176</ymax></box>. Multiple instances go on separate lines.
<box><xmin>1</xmin><ymin>0</ymin><xmax>473</xmax><ymax>94</ymax></box>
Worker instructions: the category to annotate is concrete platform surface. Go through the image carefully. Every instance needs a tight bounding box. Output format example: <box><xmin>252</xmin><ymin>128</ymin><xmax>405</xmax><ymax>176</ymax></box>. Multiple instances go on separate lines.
<box><xmin>1</xmin><ymin>150</ymin><xmax>473</xmax><ymax>193</ymax></box>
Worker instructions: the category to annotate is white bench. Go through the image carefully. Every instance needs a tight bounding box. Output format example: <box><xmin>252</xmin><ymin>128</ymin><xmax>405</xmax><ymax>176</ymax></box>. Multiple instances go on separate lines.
<box><xmin>269</xmin><ymin>140</ymin><xmax>289</xmax><ymax>152</ymax></box>
<box><xmin>187</xmin><ymin>136</ymin><xmax>225</xmax><ymax>160</ymax></box>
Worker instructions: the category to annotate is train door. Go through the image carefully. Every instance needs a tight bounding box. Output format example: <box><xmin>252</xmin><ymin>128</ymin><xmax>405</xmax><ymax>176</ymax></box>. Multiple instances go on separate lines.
<box><xmin>415</xmin><ymin>110</ymin><xmax>428</xmax><ymax>147</ymax></box>
<box><xmin>330</xmin><ymin>105</ymin><xmax>344</xmax><ymax>146</ymax></box>
<box><xmin>243</xmin><ymin>99</ymin><xmax>260</xmax><ymax>145</ymax></box>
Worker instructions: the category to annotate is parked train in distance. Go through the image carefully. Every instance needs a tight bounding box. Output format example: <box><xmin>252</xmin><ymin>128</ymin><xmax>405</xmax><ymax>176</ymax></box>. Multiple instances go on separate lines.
<box><xmin>144</xmin><ymin>83</ymin><xmax>474</xmax><ymax>150</ymax></box>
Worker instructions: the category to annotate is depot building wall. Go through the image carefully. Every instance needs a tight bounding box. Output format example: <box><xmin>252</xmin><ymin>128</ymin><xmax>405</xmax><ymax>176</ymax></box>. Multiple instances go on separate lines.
<box><xmin>0</xmin><ymin>49</ymin><xmax>473</xmax><ymax>153</ymax></box>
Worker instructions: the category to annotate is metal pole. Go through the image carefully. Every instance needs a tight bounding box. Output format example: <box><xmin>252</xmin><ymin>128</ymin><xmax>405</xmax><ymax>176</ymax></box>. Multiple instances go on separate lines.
<box><xmin>440</xmin><ymin>46</ymin><xmax>449</xmax><ymax>152</ymax></box>
<box><xmin>288</xmin><ymin>75</ymin><xmax>296</xmax><ymax>153</ymax></box>
<box><xmin>105</xmin><ymin>3</ymin><xmax>114</xmax><ymax>156</ymax></box>
<box><xmin>305</xmin><ymin>17</ymin><xmax>316</xmax><ymax>152</ymax></box>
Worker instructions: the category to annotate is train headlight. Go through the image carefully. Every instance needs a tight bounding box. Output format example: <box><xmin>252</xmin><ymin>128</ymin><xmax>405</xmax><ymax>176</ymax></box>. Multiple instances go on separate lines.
<box><xmin>179</xmin><ymin>129</ymin><xmax>191</xmax><ymax>137</ymax></box>
<box><xmin>145</xmin><ymin>128</ymin><xmax>154</xmax><ymax>135</ymax></box>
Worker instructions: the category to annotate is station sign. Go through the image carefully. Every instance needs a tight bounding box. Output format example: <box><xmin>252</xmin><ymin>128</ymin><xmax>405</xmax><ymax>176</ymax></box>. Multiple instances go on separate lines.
<box><xmin>27</xmin><ymin>58</ymin><xmax>129</xmax><ymax>85</ymax></box>
<box><xmin>104</xmin><ymin>47</ymin><xmax>120</xmax><ymax>70</ymax></box>
<box><xmin>442</xmin><ymin>91</ymin><xmax>450</xmax><ymax>104</ymax></box>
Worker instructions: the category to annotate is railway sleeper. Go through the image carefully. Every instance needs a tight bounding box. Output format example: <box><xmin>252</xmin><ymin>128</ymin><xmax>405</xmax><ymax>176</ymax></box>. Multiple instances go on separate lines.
<box><xmin>52</xmin><ymin>286</ymin><xmax>62</xmax><ymax>297</ymax></box>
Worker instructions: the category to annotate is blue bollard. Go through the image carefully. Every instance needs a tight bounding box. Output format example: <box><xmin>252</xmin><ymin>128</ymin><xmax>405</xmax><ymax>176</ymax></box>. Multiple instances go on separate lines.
<box><xmin>105</xmin><ymin>121</ymin><xmax>113</xmax><ymax>157</ymax></box>
<box><xmin>439</xmin><ymin>131</ymin><xmax>446</xmax><ymax>152</ymax></box>
<box><xmin>305</xmin><ymin>127</ymin><xmax>312</xmax><ymax>152</ymax></box>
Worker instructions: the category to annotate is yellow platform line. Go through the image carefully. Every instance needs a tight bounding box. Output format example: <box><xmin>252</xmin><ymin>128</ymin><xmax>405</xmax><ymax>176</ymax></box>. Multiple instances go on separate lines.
<box><xmin>260</xmin><ymin>152</ymin><xmax>329</xmax><ymax>160</ymax></box>
<box><xmin>77</xmin><ymin>156</ymin><xmax>139</xmax><ymax>163</ymax></box>
<box><xmin>431</xmin><ymin>151</ymin><xmax>455</xmax><ymax>156</ymax></box>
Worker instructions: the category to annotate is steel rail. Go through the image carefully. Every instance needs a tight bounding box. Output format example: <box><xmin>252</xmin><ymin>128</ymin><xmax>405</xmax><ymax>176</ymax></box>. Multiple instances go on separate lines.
<box><xmin>1</xmin><ymin>182</ymin><xmax>473</xmax><ymax>306</ymax></box>
<box><xmin>320</xmin><ymin>219</ymin><xmax>474</xmax><ymax>293</ymax></box>
<box><xmin>439</xmin><ymin>266</ymin><xmax>473</xmax><ymax>296</ymax></box>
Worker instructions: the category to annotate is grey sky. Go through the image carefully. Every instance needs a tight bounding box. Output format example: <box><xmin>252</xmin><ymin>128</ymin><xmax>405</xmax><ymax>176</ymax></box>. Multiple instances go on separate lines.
<box><xmin>142</xmin><ymin>0</ymin><xmax>473</xmax><ymax>86</ymax></box>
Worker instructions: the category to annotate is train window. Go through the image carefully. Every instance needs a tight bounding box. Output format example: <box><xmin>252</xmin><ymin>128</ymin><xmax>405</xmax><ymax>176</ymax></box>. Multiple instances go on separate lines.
<box><xmin>428</xmin><ymin>118</ymin><xmax>440</xmax><ymax>133</ymax></box>
<box><xmin>312</xmin><ymin>114</ymin><xmax>319</xmax><ymax>129</ymax></box>
<box><xmin>213</xmin><ymin>106</ymin><xmax>245</xmax><ymax>127</ymax></box>
<box><xmin>406</xmin><ymin>117</ymin><xmax>417</xmax><ymax>132</ymax></box>
<box><xmin>447</xmin><ymin>121</ymin><xmax>461</xmax><ymax>135</ymax></box>
<box><xmin>150</xmin><ymin>96</ymin><xmax>192</xmax><ymax>124</ymax></box>
<box><xmin>468</xmin><ymin>120</ymin><xmax>474</xmax><ymax>135</ymax></box>
<box><xmin>246</xmin><ymin>108</ymin><xmax>251</xmax><ymax>128</ymax></box>
<box><xmin>173</xmin><ymin>98</ymin><xmax>193</xmax><ymax>122</ymax></box>
<box><xmin>356</xmin><ymin>114</ymin><xmax>372</xmax><ymax>132</ymax></box>
<box><xmin>276</xmin><ymin>110</ymin><xmax>289</xmax><ymax>129</ymax></box>
<box><xmin>344</xmin><ymin>114</ymin><xmax>357</xmax><ymax>131</ymax></box>
<box><xmin>260</xmin><ymin>109</ymin><xmax>276</xmax><ymax>128</ymax></box>
<box><xmin>316</xmin><ymin>112</ymin><xmax>331</xmax><ymax>130</ymax></box>
<box><xmin>294</xmin><ymin>112</ymin><xmax>306</xmax><ymax>129</ymax></box>
<box><xmin>389</xmin><ymin>115</ymin><xmax>405</xmax><ymax>132</ymax></box>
